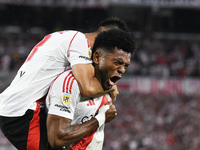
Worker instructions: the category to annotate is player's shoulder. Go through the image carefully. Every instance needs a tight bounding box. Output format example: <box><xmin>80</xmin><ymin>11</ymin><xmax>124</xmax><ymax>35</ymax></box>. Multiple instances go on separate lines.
<box><xmin>55</xmin><ymin>69</ymin><xmax>79</xmax><ymax>91</ymax></box>
<box><xmin>50</xmin><ymin>30</ymin><xmax>85</xmax><ymax>38</ymax></box>
<box><xmin>56</xmin><ymin>69</ymin><xmax>75</xmax><ymax>82</ymax></box>
<box><xmin>49</xmin><ymin>30</ymin><xmax>86</xmax><ymax>44</ymax></box>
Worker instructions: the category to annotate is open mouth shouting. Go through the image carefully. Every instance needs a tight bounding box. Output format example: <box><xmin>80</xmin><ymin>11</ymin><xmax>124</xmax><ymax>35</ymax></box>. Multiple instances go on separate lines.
<box><xmin>108</xmin><ymin>75</ymin><xmax>121</xmax><ymax>86</ymax></box>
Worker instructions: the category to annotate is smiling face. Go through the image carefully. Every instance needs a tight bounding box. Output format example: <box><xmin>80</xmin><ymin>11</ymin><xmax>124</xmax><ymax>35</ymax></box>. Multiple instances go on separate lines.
<box><xmin>93</xmin><ymin>47</ymin><xmax>131</xmax><ymax>90</ymax></box>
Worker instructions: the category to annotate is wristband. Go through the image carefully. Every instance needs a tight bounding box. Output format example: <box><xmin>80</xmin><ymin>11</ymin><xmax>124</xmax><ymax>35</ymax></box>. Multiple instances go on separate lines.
<box><xmin>95</xmin><ymin>104</ymin><xmax>109</xmax><ymax>127</ymax></box>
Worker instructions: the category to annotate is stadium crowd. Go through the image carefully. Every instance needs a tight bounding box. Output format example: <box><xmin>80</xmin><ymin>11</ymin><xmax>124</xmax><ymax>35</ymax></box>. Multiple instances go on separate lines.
<box><xmin>0</xmin><ymin>32</ymin><xmax>200</xmax><ymax>150</ymax></box>
<box><xmin>1</xmin><ymin>33</ymin><xmax>200</xmax><ymax>90</ymax></box>
<box><xmin>104</xmin><ymin>93</ymin><xmax>200</xmax><ymax>150</ymax></box>
<box><xmin>0</xmin><ymin>32</ymin><xmax>42</xmax><ymax>93</ymax></box>
<box><xmin>127</xmin><ymin>38</ymin><xmax>200</xmax><ymax>78</ymax></box>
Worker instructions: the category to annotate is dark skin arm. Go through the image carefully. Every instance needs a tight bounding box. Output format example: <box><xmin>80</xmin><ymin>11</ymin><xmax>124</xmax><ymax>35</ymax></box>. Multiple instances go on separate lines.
<box><xmin>47</xmin><ymin>102</ymin><xmax>117</xmax><ymax>149</ymax></box>
<box><xmin>47</xmin><ymin>115</ymin><xmax>99</xmax><ymax>149</ymax></box>
<box><xmin>72</xmin><ymin>64</ymin><xmax>119</xmax><ymax>101</ymax></box>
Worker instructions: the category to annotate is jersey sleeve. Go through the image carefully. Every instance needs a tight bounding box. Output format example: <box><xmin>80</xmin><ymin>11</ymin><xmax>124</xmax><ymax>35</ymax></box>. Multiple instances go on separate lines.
<box><xmin>67</xmin><ymin>32</ymin><xmax>92</xmax><ymax>67</ymax></box>
<box><xmin>47</xmin><ymin>71</ymin><xmax>80</xmax><ymax>120</ymax></box>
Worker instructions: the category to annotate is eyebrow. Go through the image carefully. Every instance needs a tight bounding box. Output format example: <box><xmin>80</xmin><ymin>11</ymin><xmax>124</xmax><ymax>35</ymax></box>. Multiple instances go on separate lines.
<box><xmin>114</xmin><ymin>59</ymin><xmax>130</xmax><ymax>67</ymax></box>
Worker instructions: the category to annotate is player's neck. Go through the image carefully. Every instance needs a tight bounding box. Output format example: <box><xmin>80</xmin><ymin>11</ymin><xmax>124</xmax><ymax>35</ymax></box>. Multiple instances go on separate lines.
<box><xmin>84</xmin><ymin>32</ymin><xmax>99</xmax><ymax>50</ymax></box>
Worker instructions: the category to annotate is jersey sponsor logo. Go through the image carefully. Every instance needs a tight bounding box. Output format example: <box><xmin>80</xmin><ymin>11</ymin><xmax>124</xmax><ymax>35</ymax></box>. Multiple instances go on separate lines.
<box><xmin>62</xmin><ymin>93</ymin><xmax>71</xmax><ymax>104</ymax></box>
<box><xmin>88</xmin><ymin>49</ymin><xmax>92</xmax><ymax>58</ymax></box>
<box><xmin>54</xmin><ymin>104</ymin><xmax>71</xmax><ymax>113</ymax></box>
<box><xmin>81</xmin><ymin>114</ymin><xmax>94</xmax><ymax>123</ymax></box>
<box><xmin>79</xmin><ymin>55</ymin><xmax>91</xmax><ymax>61</ymax></box>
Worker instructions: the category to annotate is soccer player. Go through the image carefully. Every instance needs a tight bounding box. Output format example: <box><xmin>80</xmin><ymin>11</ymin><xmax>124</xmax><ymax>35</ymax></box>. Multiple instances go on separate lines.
<box><xmin>46</xmin><ymin>29</ymin><xmax>135</xmax><ymax>150</ymax></box>
<box><xmin>0</xmin><ymin>17</ymin><xmax>130</xmax><ymax>150</ymax></box>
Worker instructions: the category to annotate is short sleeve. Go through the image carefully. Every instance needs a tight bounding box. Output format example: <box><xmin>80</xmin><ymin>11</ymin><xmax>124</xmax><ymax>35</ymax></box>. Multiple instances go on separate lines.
<box><xmin>67</xmin><ymin>32</ymin><xmax>92</xmax><ymax>67</ymax></box>
<box><xmin>47</xmin><ymin>71</ymin><xmax>80</xmax><ymax>120</ymax></box>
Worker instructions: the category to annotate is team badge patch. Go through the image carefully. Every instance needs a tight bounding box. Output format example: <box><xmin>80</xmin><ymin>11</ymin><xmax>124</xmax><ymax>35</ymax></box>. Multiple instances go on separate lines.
<box><xmin>62</xmin><ymin>93</ymin><xmax>71</xmax><ymax>104</ymax></box>
<box><xmin>88</xmin><ymin>49</ymin><xmax>92</xmax><ymax>58</ymax></box>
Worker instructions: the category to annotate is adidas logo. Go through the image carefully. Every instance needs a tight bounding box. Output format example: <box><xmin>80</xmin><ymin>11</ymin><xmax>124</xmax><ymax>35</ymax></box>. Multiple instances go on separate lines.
<box><xmin>87</xmin><ymin>99</ymin><xmax>95</xmax><ymax>106</ymax></box>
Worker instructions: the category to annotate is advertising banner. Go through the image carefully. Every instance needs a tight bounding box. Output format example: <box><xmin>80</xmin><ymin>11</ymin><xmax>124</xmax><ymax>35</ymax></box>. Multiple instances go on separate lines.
<box><xmin>117</xmin><ymin>77</ymin><xmax>200</xmax><ymax>95</ymax></box>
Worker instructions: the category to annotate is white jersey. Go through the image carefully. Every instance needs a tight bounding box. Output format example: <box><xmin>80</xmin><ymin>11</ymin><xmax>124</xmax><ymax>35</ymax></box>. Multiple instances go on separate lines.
<box><xmin>0</xmin><ymin>30</ymin><xmax>92</xmax><ymax>117</ymax></box>
<box><xmin>46</xmin><ymin>70</ymin><xmax>111</xmax><ymax>150</ymax></box>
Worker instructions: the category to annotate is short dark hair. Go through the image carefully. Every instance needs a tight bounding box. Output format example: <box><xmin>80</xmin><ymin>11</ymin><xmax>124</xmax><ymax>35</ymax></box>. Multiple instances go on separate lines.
<box><xmin>96</xmin><ymin>16</ymin><xmax>129</xmax><ymax>32</ymax></box>
<box><xmin>92</xmin><ymin>29</ymin><xmax>135</xmax><ymax>59</ymax></box>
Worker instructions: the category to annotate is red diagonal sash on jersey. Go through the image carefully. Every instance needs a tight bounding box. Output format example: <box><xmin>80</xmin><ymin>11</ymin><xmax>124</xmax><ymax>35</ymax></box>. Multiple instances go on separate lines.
<box><xmin>70</xmin><ymin>95</ymin><xmax>109</xmax><ymax>150</ymax></box>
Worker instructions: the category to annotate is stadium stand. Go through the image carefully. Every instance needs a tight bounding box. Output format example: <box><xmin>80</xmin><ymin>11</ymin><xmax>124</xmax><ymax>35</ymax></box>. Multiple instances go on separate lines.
<box><xmin>1</xmin><ymin>28</ymin><xmax>200</xmax><ymax>150</ymax></box>
<box><xmin>104</xmin><ymin>93</ymin><xmax>200</xmax><ymax>150</ymax></box>
<box><xmin>0</xmin><ymin>1</ymin><xmax>200</xmax><ymax>150</ymax></box>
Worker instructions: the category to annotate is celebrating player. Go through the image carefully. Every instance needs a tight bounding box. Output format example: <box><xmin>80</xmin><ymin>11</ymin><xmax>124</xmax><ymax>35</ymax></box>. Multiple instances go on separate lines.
<box><xmin>46</xmin><ymin>29</ymin><xmax>135</xmax><ymax>150</ymax></box>
<box><xmin>0</xmin><ymin>17</ymin><xmax>130</xmax><ymax>150</ymax></box>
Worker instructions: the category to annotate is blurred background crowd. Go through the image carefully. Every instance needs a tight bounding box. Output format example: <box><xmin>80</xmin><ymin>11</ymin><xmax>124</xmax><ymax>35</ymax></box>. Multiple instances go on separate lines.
<box><xmin>0</xmin><ymin>0</ymin><xmax>200</xmax><ymax>150</ymax></box>
<box><xmin>1</xmin><ymin>33</ymin><xmax>200</xmax><ymax>92</ymax></box>
<box><xmin>104</xmin><ymin>93</ymin><xmax>200</xmax><ymax>150</ymax></box>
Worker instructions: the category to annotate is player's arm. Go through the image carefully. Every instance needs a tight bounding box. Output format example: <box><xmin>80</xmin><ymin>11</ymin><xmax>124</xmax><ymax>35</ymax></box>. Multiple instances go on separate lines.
<box><xmin>47</xmin><ymin>114</ymin><xmax>99</xmax><ymax>149</ymax></box>
<box><xmin>68</xmin><ymin>32</ymin><xmax>118</xmax><ymax>100</ymax></box>
<box><xmin>47</xmin><ymin>102</ymin><xmax>117</xmax><ymax>149</ymax></box>
<box><xmin>72</xmin><ymin>64</ymin><xmax>119</xmax><ymax>101</ymax></box>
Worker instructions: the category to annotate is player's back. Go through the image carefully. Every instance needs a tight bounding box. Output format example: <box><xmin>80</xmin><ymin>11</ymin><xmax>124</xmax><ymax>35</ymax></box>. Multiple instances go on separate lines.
<box><xmin>0</xmin><ymin>30</ymin><xmax>90</xmax><ymax>117</ymax></box>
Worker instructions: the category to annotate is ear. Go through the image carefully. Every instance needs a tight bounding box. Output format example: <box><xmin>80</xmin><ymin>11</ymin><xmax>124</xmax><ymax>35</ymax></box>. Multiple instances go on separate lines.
<box><xmin>93</xmin><ymin>51</ymin><xmax>101</xmax><ymax>65</ymax></box>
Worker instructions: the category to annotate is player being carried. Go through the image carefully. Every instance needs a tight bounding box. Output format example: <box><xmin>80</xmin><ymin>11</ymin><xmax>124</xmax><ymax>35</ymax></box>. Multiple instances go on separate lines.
<box><xmin>0</xmin><ymin>17</ymin><xmax>131</xmax><ymax>150</ymax></box>
<box><xmin>46</xmin><ymin>28</ymin><xmax>136</xmax><ymax>150</ymax></box>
